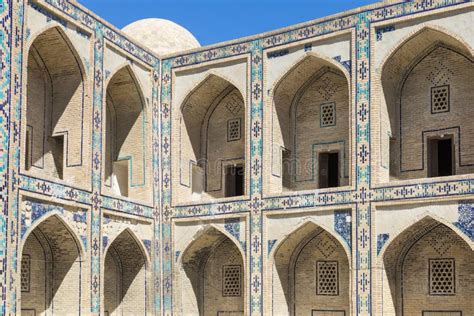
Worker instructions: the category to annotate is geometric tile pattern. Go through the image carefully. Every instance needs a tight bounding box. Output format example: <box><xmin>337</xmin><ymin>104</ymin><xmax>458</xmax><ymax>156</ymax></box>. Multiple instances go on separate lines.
<box><xmin>334</xmin><ymin>210</ymin><xmax>351</xmax><ymax>248</ymax></box>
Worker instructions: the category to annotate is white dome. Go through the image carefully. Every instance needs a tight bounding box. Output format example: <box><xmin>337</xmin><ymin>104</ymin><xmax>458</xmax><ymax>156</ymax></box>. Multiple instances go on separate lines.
<box><xmin>122</xmin><ymin>18</ymin><xmax>200</xmax><ymax>56</ymax></box>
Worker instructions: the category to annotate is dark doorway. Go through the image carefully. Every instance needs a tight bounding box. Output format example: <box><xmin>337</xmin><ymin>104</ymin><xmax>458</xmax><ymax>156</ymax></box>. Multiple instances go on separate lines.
<box><xmin>319</xmin><ymin>152</ymin><xmax>339</xmax><ymax>188</ymax></box>
<box><xmin>282</xmin><ymin>149</ymin><xmax>292</xmax><ymax>191</ymax></box>
<box><xmin>428</xmin><ymin>137</ymin><xmax>454</xmax><ymax>177</ymax></box>
<box><xmin>51</xmin><ymin>136</ymin><xmax>64</xmax><ymax>179</ymax></box>
<box><xmin>225</xmin><ymin>165</ymin><xmax>244</xmax><ymax>197</ymax></box>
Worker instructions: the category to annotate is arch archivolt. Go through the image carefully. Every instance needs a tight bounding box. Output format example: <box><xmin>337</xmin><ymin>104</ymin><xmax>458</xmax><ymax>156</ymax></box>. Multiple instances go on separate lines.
<box><xmin>376</xmin><ymin>209</ymin><xmax>474</xmax><ymax>315</ymax></box>
<box><xmin>176</xmin><ymin>222</ymin><xmax>247</xmax><ymax>315</ymax></box>
<box><xmin>20</xmin><ymin>199</ymin><xmax>88</xmax><ymax>256</ymax></box>
<box><xmin>268</xmin><ymin>218</ymin><xmax>351</xmax><ymax>316</ymax></box>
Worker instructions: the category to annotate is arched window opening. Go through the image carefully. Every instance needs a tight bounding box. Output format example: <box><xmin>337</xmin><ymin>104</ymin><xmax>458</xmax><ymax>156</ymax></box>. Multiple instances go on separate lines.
<box><xmin>380</xmin><ymin>28</ymin><xmax>474</xmax><ymax>183</ymax></box>
<box><xmin>180</xmin><ymin>75</ymin><xmax>246</xmax><ymax>202</ymax></box>
<box><xmin>271</xmin><ymin>56</ymin><xmax>350</xmax><ymax>193</ymax></box>
<box><xmin>25</xmin><ymin>27</ymin><xmax>85</xmax><ymax>182</ymax></box>
<box><xmin>105</xmin><ymin>66</ymin><xmax>145</xmax><ymax>198</ymax></box>
<box><xmin>180</xmin><ymin>227</ymin><xmax>244</xmax><ymax>315</ymax></box>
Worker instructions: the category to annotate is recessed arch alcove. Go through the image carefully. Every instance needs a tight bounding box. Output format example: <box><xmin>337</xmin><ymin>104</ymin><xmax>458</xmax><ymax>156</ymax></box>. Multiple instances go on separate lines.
<box><xmin>177</xmin><ymin>74</ymin><xmax>247</xmax><ymax>202</ymax></box>
<box><xmin>271</xmin><ymin>221</ymin><xmax>351</xmax><ymax>316</ymax></box>
<box><xmin>378</xmin><ymin>216</ymin><xmax>474</xmax><ymax>315</ymax></box>
<box><xmin>178</xmin><ymin>226</ymin><xmax>245</xmax><ymax>315</ymax></box>
<box><xmin>103</xmin><ymin>229</ymin><xmax>149</xmax><ymax>315</ymax></box>
<box><xmin>24</xmin><ymin>26</ymin><xmax>87</xmax><ymax>184</ymax></box>
<box><xmin>380</xmin><ymin>26</ymin><xmax>474</xmax><ymax>183</ymax></box>
<box><xmin>104</xmin><ymin>65</ymin><xmax>147</xmax><ymax>199</ymax></box>
<box><xmin>269</xmin><ymin>54</ymin><xmax>351</xmax><ymax>193</ymax></box>
<box><xmin>20</xmin><ymin>214</ymin><xmax>84</xmax><ymax>315</ymax></box>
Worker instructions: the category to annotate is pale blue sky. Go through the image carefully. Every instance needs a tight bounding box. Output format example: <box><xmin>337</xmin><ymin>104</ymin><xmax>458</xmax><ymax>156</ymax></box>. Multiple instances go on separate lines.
<box><xmin>79</xmin><ymin>0</ymin><xmax>378</xmax><ymax>46</ymax></box>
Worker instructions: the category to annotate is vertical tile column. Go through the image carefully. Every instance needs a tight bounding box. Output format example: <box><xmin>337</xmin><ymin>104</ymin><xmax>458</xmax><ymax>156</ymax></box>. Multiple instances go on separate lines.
<box><xmin>4</xmin><ymin>0</ymin><xmax>23</xmax><ymax>313</ymax></box>
<box><xmin>90</xmin><ymin>24</ymin><xmax>104</xmax><ymax>314</ymax></box>
<box><xmin>151</xmin><ymin>66</ymin><xmax>162</xmax><ymax>314</ymax></box>
<box><xmin>249</xmin><ymin>40</ymin><xmax>264</xmax><ymax>315</ymax></box>
<box><xmin>354</xmin><ymin>13</ymin><xmax>373</xmax><ymax>316</ymax></box>
<box><xmin>159</xmin><ymin>59</ymin><xmax>173</xmax><ymax>315</ymax></box>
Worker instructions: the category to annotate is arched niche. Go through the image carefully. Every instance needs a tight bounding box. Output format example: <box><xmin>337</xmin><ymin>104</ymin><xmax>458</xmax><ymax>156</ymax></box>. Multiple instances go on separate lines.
<box><xmin>20</xmin><ymin>214</ymin><xmax>83</xmax><ymax>315</ymax></box>
<box><xmin>272</xmin><ymin>221</ymin><xmax>350</xmax><ymax>316</ymax></box>
<box><xmin>271</xmin><ymin>54</ymin><xmax>351</xmax><ymax>193</ymax></box>
<box><xmin>179</xmin><ymin>74</ymin><xmax>246</xmax><ymax>201</ymax></box>
<box><xmin>380</xmin><ymin>27</ymin><xmax>474</xmax><ymax>182</ymax></box>
<box><xmin>178</xmin><ymin>226</ymin><xmax>245</xmax><ymax>315</ymax></box>
<box><xmin>105</xmin><ymin>65</ymin><xmax>147</xmax><ymax>199</ymax></box>
<box><xmin>379</xmin><ymin>216</ymin><xmax>474</xmax><ymax>315</ymax></box>
<box><xmin>104</xmin><ymin>229</ymin><xmax>149</xmax><ymax>315</ymax></box>
<box><xmin>25</xmin><ymin>26</ymin><xmax>86</xmax><ymax>183</ymax></box>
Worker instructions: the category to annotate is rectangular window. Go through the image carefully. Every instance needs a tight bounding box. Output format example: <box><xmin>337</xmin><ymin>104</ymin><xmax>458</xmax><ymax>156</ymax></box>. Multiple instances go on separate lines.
<box><xmin>21</xmin><ymin>255</ymin><xmax>30</xmax><ymax>292</ymax></box>
<box><xmin>222</xmin><ymin>265</ymin><xmax>241</xmax><ymax>297</ymax></box>
<box><xmin>225</xmin><ymin>165</ymin><xmax>244</xmax><ymax>197</ymax></box>
<box><xmin>428</xmin><ymin>137</ymin><xmax>454</xmax><ymax>178</ymax></box>
<box><xmin>25</xmin><ymin>129</ymin><xmax>31</xmax><ymax>170</ymax></box>
<box><xmin>431</xmin><ymin>85</ymin><xmax>450</xmax><ymax>114</ymax></box>
<box><xmin>51</xmin><ymin>135</ymin><xmax>64</xmax><ymax>179</ymax></box>
<box><xmin>227</xmin><ymin>118</ymin><xmax>241</xmax><ymax>142</ymax></box>
<box><xmin>429</xmin><ymin>258</ymin><xmax>455</xmax><ymax>295</ymax></box>
<box><xmin>320</xmin><ymin>102</ymin><xmax>336</xmax><ymax>127</ymax></box>
<box><xmin>316</xmin><ymin>261</ymin><xmax>339</xmax><ymax>296</ymax></box>
<box><xmin>319</xmin><ymin>152</ymin><xmax>339</xmax><ymax>188</ymax></box>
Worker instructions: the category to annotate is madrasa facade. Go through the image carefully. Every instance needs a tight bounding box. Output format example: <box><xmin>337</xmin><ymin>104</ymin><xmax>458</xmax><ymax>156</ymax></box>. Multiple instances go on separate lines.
<box><xmin>0</xmin><ymin>0</ymin><xmax>473</xmax><ymax>315</ymax></box>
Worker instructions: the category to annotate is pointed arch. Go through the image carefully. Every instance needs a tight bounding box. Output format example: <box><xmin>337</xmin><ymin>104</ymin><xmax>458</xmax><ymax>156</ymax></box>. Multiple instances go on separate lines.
<box><xmin>378</xmin><ymin>214</ymin><xmax>474</xmax><ymax>315</ymax></box>
<box><xmin>25</xmin><ymin>25</ymin><xmax>87</xmax><ymax>181</ymax></box>
<box><xmin>105</xmin><ymin>64</ymin><xmax>147</xmax><ymax>196</ymax></box>
<box><xmin>380</xmin><ymin>25</ymin><xmax>474</xmax><ymax>182</ymax></box>
<box><xmin>269</xmin><ymin>219</ymin><xmax>351</xmax><ymax>261</ymax></box>
<box><xmin>105</xmin><ymin>64</ymin><xmax>147</xmax><ymax>112</ymax></box>
<box><xmin>20</xmin><ymin>211</ymin><xmax>84</xmax><ymax>257</ymax></box>
<box><xmin>378</xmin><ymin>213</ymin><xmax>474</xmax><ymax>259</ymax></box>
<box><xmin>179</xmin><ymin>73</ymin><xmax>246</xmax><ymax>200</ymax></box>
<box><xmin>272</xmin><ymin>52</ymin><xmax>351</xmax><ymax>95</ymax></box>
<box><xmin>25</xmin><ymin>25</ymin><xmax>88</xmax><ymax>82</ymax></box>
<box><xmin>381</xmin><ymin>25</ymin><xmax>473</xmax><ymax>110</ymax></box>
<box><xmin>178</xmin><ymin>224</ymin><xmax>245</xmax><ymax>315</ymax></box>
<box><xmin>103</xmin><ymin>228</ymin><xmax>149</xmax><ymax>315</ymax></box>
<box><xmin>270</xmin><ymin>53</ymin><xmax>351</xmax><ymax>192</ymax></box>
<box><xmin>103</xmin><ymin>227</ymin><xmax>151</xmax><ymax>265</ymax></box>
<box><xmin>20</xmin><ymin>213</ymin><xmax>84</xmax><ymax>315</ymax></box>
<box><xmin>271</xmin><ymin>220</ymin><xmax>351</xmax><ymax>315</ymax></box>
